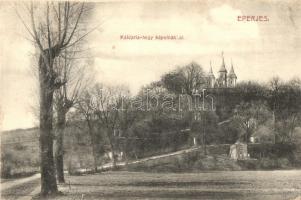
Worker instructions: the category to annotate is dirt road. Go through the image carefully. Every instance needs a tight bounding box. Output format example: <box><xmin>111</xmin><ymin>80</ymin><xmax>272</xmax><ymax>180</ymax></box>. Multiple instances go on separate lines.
<box><xmin>1</xmin><ymin>174</ymin><xmax>40</xmax><ymax>200</ymax></box>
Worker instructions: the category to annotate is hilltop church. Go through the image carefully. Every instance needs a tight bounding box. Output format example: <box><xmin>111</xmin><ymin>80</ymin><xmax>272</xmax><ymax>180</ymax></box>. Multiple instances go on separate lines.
<box><xmin>206</xmin><ymin>53</ymin><xmax>238</xmax><ymax>88</ymax></box>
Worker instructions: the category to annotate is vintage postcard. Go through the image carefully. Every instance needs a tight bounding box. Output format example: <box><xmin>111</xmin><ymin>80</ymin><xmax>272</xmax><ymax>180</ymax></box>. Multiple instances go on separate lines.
<box><xmin>0</xmin><ymin>0</ymin><xmax>301</xmax><ymax>199</ymax></box>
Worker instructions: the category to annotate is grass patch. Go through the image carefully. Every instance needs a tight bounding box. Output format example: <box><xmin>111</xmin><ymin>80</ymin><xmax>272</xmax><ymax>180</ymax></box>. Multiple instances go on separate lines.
<box><xmin>31</xmin><ymin>170</ymin><xmax>301</xmax><ymax>200</ymax></box>
<box><xmin>1</xmin><ymin>179</ymin><xmax>40</xmax><ymax>200</ymax></box>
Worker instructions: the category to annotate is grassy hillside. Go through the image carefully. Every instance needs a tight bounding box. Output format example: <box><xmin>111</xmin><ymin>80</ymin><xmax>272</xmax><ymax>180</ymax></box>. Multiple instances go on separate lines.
<box><xmin>1</xmin><ymin>128</ymin><xmax>40</xmax><ymax>177</ymax></box>
<box><xmin>1</xmin><ymin>125</ymin><xmax>95</xmax><ymax>178</ymax></box>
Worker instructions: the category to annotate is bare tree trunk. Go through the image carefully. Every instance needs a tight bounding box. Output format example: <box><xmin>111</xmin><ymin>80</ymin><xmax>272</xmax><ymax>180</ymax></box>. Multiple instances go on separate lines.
<box><xmin>39</xmin><ymin>57</ymin><xmax>58</xmax><ymax>195</ymax></box>
<box><xmin>108</xmin><ymin>131</ymin><xmax>117</xmax><ymax>169</ymax></box>
<box><xmin>92</xmin><ymin>144</ymin><xmax>98</xmax><ymax>172</ymax></box>
<box><xmin>87</xmin><ymin>122</ymin><xmax>98</xmax><ymax>172</ymax></box>
<box><xmin>111</xmin><ymin>151</ymin><xmax>117</xmax><ymax>169</ymax></box>
<box><xmin>124</xmin><ymin>137</ymin><xmax>129</xmax><ymax>165</ymax></box>
<box><xmin>54</xmin><ymin>108</ymin><xmax>66</xmax><ymax>183</ymax></box>
<box><xmin>90</xmin><ymin>132</ymin><xmax>98</xmax><ymax>172</ymax></box>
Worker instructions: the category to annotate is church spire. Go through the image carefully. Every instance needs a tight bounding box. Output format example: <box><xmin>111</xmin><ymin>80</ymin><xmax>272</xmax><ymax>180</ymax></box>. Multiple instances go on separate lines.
<box><xmin>228</xmin><ymin>59</ymin><xmax>237</xmax><ymax>79</ymax></box>
<box><xmin>208</xmin><ymin>61</ymin><xmax>215</xmax><ymax>78</ymax></box>
<box><xmin>219</xmin><ymin>51</ymin><xmax>227</xmax><ymax>72</ymax></box>
<box><xmin>208</xmin><ymin>60</ymin><xmax>215</xmax><ymax>88</ymax></box>
<box><xmin>209</xmin><ymin>61</ymin><xmax>214</xmax><ymax>74</ymax></box>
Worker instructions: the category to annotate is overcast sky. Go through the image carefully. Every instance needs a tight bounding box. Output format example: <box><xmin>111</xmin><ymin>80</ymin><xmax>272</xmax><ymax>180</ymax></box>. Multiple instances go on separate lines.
<box><xmin>0</xmin><ymin>0</ymin><xmax>301</xmax><ymax>131</ymax></box>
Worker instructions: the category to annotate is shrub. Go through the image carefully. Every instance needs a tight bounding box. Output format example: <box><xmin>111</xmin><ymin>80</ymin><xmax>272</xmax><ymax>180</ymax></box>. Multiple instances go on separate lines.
<box><xmin>277</xmin><ymin>158</ymin><xmax>291</xmax><ymax>168</ymax></box>
<box><xmin>259</xmin><ymin>158</ymin><xmax>278</xmax><ymax>169</ymax></box>
<box><xmin>1</xmin><ymin>145</ymin><xmax>39</xmax><ymax>178</ymax></box>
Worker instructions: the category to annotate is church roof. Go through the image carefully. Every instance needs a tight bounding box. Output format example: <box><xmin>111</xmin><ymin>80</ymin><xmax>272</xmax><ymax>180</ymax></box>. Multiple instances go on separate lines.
<box><xmin>228</xmin><ymin>60</ymin><xmax>237</xmax><ymax>79</ymax></box>
<box><xmin>208</xmin><ymin>61</ymin><xmax>215</xmax><ymax>78</ymax></box>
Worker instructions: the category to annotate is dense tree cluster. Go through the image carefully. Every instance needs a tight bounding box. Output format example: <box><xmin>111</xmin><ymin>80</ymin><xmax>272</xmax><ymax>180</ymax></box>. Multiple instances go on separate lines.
<box><xmin>67</xmin><ymin>63</ymin><xmax>301</xmax><ymax>173</ymax></box>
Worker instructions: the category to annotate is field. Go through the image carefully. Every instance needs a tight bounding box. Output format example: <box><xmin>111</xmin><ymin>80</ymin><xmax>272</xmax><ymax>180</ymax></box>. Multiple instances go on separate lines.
<box><xmin>16</xmin><ymin>170</ymin><xmax>299</xmax><ymax>200</ymax></box>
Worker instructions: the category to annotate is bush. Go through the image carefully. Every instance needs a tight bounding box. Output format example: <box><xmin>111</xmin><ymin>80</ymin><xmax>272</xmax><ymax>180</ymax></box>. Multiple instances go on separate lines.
<box><xmin>1</xmin><ymin>150</ymin><xmax>14</xmax><ymax>178</ymax></box>
<box><xmin>259</xmin><ymin>158</ymin><xmax>278</xmax><ymax>169</ymax></box>
<box><xmin>1</xmin><ymin>145</ymin><xmax>39</xmax><ymax>178</ymax></box>
<box><xmin>1</xmin><ymin>164</ymin><xmax>12</xmax><ymax>178</ymax></box>
<box><xmin>237</xmin><ymin>160</ymin><xmax>258</xmax><ymax>170</ymax></box>
<box><xmin>248</xmin><ymin>143</ymin><xmax>296</xmax><ymax>161</ymax></box>
<box><xmin>277</xmin><ymin>158</ymin><xmax>291</xmax><ymax>168</ymax></box>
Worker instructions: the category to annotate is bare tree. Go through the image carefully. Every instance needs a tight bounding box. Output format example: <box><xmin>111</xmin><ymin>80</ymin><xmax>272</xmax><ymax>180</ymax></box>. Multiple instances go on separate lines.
<box><xmin>91</xmin><ymin>84</ymin><xmax>128</xmax><ymax>168</ymax></box>
<box><xmin>77</xmin><ymin>90</ymin><xmax>100</xmax><ymax>172</ymax></box>
<box><xmin>232</xmin><ymin>101</ymin><xmax>271</xmax><ymax>143</ymax></box>
<box><xmin>269</xmin><ymin>78</ymin><xmax>301</xmax><ymax>143</ymax></box>
<box><xmin>117</xmin><ymin>93</ymin><xmax>140</xmax><ymax>164</ymax></box>
<box><xmin>161</xmin><ymin>62</ymin><xmax>206</xmax><ymax>96</ymax></box>
<box><xmin>17</xmin><ymin>2</ymin><xmax>91</xmax><ymax>195</ymax></box>
<box><xmin>268</xmin><ymin>76</ymin><xmax>282</xmax><ymax>136</ymax></box>
<box><xmin>53</xmin><ymin>49</ymin><xmax>91</xmax><ymax>183</ymax></box>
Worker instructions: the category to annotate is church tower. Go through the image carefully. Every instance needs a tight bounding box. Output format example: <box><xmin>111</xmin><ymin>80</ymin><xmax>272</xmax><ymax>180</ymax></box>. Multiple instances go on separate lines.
<box><xmin>208</xmin><ymin>61</ymin><xmax>215</xmax><ymax>88</ymax></box>
<box><xmin>217</xmin><ymin>52</ymin><xmax>227</xmax><ymax>87</ymax></box>
<box><xmin>228</xmin><ymin>59</ymin><xmax>237</xmax><ymax>87</ymax></box>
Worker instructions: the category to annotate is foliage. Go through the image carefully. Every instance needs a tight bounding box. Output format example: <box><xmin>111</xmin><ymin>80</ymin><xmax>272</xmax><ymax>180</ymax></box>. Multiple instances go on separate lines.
<box><xmin>161</xmin><ymin>62</ymin><xmax>207</xmax><ymax>96</ymax></box>
<box><xmin>231</xmin><ymin>101</ymin><xmax>272</xmax><ymax>143</ymax></box>
<box><xmin>1</xmin><ymin>145</ymin><xmax>39</xmax><ymax>178</ymax></box>
<box><xmin>267</xmin><ymin>78</ymin><xmax>301</xmax><ymax>143</ymax></box>
<box><xmin>191</xmin><ymin>111</ymin><xmax>219</xmax><ymax>144</ymax></box>
<box><xmin>218</xmin><ymin>123</ymin><xmax>240</xmax><ymax>144</ymax></box>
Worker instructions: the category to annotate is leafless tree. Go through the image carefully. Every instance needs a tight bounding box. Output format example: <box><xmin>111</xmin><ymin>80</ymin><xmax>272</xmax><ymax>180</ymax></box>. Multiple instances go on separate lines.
<box><xmin>91</xmin><ymin>84</ymin><xmax>129</xmax><ymax>168</ymax></box>
<box><xmin>161</xmin><ymin>62</ymin><xmax>206</xmax><ymax>96</ymax></box>
<box><xmin>232</xmin><ymin>102</ymin><xmax>271</xmax><ymax>143</ymax></box>
<box><xmin>77</xmin><ymin>89</ymin><xmax>99</xmax><ymax>172</ymax></box>
<box><xmin>53</xmin><ymin>49</ymin><xmax>92</xmax><ymax>183</ymax></box>
<box><xmin>116</xmin><ymin>93</ymin><xmax>140</xmax><ymax>164</ymax></box>
<box><xmin>269</xmin><ymin>77</ymin><xmax>301</xmax><ymax>143</ymax></box>
<box><xmin>17</xmin><ymin>2</ymin><xmax>92</xmax><ymax>195</ymax></box>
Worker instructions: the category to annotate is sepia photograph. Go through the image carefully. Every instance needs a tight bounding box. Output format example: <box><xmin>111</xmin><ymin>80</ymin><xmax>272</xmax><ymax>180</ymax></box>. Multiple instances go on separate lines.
<box><xmin>0</xmin><ymin>0</ymin><xmax>301</xmax><ymax>199</ymax></box>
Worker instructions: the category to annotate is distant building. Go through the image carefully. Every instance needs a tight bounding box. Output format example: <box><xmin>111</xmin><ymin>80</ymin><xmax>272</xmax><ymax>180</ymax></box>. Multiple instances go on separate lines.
<box><xmin>229</xmin><ymin>142</ymin><xmax>248</xmax><ymax>160</ymax></box>
<box><xmin>106</xmin><ymin>151</ymin><xmax>124</xmax><ymax>161</ymax></box>
<box><xmin>206</xmin><ymin>52</ymin><xmax>237</xmax><ymax>88</ymax></box>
